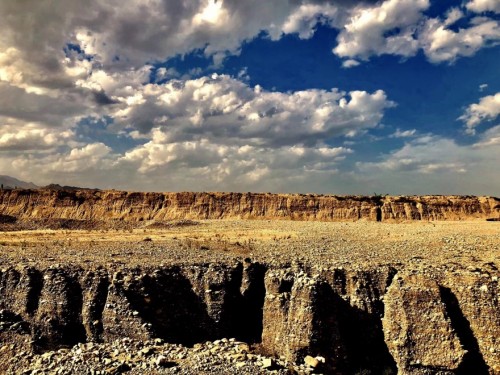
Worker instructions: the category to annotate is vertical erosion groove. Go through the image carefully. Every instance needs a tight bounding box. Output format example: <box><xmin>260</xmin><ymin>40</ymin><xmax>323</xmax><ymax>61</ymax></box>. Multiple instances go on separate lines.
<box><xmin>82</xmin><ymin>269</ymin><xmax>109</xmax><ymax>342</ymax></box>
<box><xmin>314</xmin><ymin>282</ymin><xmax>397</xmax><ymax>374</ymax></box>
<box><xmin>118</xmin><ymin>263</ymin><xmax>267</xmax><ymax>346</ymax></box>
<box><xmin>32</xmin><ymin>269</ymin><xmax>86</xmax><ymax>353</ymax></box>
<box><xmin>122</xmin><ymin>267</ymin><xmax>215</xmax><ymax>346</ymax></box>
<box><xmin>26</xmin><ymin>268</ymin><xmax>43</xmax><ymax>316</ymax></box>
<box><xmin>236</xmin><ymin>262</ymin><xmax>267</xmax><ymax>343</ymax></box>
<box><xmin>439</xmin><ymin>286</ymin><xmax>490</xmax><ymax>374</ymax></box>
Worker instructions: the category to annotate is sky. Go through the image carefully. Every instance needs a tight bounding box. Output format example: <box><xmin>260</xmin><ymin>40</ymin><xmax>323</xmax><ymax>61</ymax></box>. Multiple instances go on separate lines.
<box><xmin>0</xmin><ymin>0</ymin><xmax>499</xmax><ymax>195</ymax></box>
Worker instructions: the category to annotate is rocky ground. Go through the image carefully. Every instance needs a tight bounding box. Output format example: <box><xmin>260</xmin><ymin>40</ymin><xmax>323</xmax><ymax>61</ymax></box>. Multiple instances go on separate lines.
<box><xmin>0</xmin><ymin>219</ymin><xmax>498</xmax><ymax>374</ymax></box>
<box><xmin>5</xmin><ymin>337</ymin><xmax>318</xmax><ymax>374</ymax></box>
<box><xmin>0</xmin><ymin>219</ymin><xmax>498</xmax><ymax>269</ymax></box>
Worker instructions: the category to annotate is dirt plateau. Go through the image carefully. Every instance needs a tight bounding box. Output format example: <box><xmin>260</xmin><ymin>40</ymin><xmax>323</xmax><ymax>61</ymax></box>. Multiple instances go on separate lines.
<box><xmin>0</xmin><ymin>189</ymin><xmax>499</xmax><ymax>222</ymax></box>
<box><xmin>0</xmin><ymin>189</ymin><xmax>499</xmax><ymax>374</ymax></box>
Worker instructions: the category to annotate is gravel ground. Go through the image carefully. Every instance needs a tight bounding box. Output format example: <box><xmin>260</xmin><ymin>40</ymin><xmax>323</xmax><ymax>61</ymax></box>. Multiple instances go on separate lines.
<box><xmin>0</xmin><ymin>220</ymin><xmax>498</xmax><ymax>271</ymax></box>
<box><xmin>6</xmin><ymin>338</ymin><xmax>314</xmax><ymax>375</ymax></box>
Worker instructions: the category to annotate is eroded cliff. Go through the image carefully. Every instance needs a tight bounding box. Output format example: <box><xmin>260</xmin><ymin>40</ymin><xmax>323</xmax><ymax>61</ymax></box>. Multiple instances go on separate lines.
<box><xmin>0</xmin><ymin>262</ymin><xmax>498</xmax><ymax>374</ymax></box>
<box><xmin>0</xmin><ymin>189</ymin><xmax>499</xmax><ymax>222</ymax></box>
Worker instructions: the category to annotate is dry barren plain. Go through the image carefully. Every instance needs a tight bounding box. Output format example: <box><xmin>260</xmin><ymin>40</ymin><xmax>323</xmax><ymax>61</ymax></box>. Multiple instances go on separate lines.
<box><xmin>0</xmin><ymin>219</ymin><xmax>498</xmax><ymax>270</ymax></box>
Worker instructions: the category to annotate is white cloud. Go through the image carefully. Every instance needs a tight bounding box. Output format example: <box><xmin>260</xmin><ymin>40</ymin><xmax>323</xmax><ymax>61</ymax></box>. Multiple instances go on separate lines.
<box><xmin>94</xmin><ymin>73</ymin><xmax>394</xmax><ymax>146</ymax></box>
<box><xmin>280</xmin><ymin>3</ymin><xmax>340</xmax><ymax>39</ymax></box>
<box><xmin>0</xmin><ymin>0</ymin><xmax>498</xmax><ymax>194</ymax></box>
<box><xmin>330</xmin><ymin>0</ymin><xmax>499</xmax><ymax>65</ymax></box>
<box><xmin>473</xmin><ymin>124</ymin><xmax>500</xmax><ymax>147</ymax></box>
<box><xmin>333</xmin><ymin>0</ymin><xmax>429</xmax><ymax>60</ymax></box>
<box><xmin>459</xmin><ymin>92</ymin><xmax>500</xmax><ymax>134</ymax></box>
<box><xmin>341</xmin><ymin>59</ymin><xmax>361</xmax><ymax>68</ymax></box>
<box><xmin>358</xmin><ymin>136</ymin><xmax>468</xmax><ymax>174</ymax></box>
<box><xmin>389</xmin><ymin>128</ymin><xmax>417</xmax><ymax>138</ymax></box>
<box><xmin>356</xmin><ymin>134</ymin><xmax>500</xmax><ymax>194</ymax></box>
<box><xmin>0</xmin><ymin>0</ymin><xmax>400</xmax><ymax>193</ymax></box>
<box><xmin>479</xmin><ymin>83</ymin><xmax>488</xmax><ymax>91</ymax></box>
<box><xmin>419</xmin><ymin>15</ymin><xmax>500</xmax><ymax>63</ymax></box>
<box><xmin>0</xmin><ymin>66</ymin><xmax>393</xmax><ymax>192</ymax></box>
<box><xmin>120</xmin><ymin>135</ymin><xmax>351</xmax><ymax>176</ymax></box>
<box><xmin>0</xmin><ymin>123</ymin><xmax>75</xmax><ymax>151</ymax></box>
<box><xmin>0</xmin><ymin>142</ymin><xmax>115</xmax><ymax>187</ymax></box>
<box><xmin>466</xmin><ymin>0</ymin><xmax>500</xmax><ymax>14</ymax></box>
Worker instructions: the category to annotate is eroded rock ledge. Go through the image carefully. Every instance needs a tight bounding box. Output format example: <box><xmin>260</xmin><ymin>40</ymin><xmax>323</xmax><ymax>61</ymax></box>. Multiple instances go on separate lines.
<box><xmin>0</xmin><ymin>262</ymin><xmax>498</xmax><ymax>374</ymax></box>
<box><xmin>0</xmin><ymin>189</ymin><xmax>499</xmax><ymax>222</ymax></box>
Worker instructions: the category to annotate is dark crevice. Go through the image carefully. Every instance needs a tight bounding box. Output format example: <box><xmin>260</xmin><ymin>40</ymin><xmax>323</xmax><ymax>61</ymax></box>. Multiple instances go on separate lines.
<box><xmin>314</xmin><ymin>282</ymin><xmax>397</xmax><ymax>375</ymax></box>
<box><xmin>439</xmin><ymin>286</ymin><xmax>489</xmax><ymax>375</ymax></box>
<box><xmin>83</xmin><ymin>271</ymin><xmax>110</xmax><ymax>342</ymax></box>
<box><xmin>32</xmin><ymin>271</ymin><xmax>86</xmax><ymax>353</ymax></box>
<box><xmin>278</xmin><ymin>278</ymin><xmax>294</xmax><ymax>293</ymax></box>
<box><xmin>26</xmin><ymin>268</ymin><xmax>43</xmax><ymax>315</ymax></box>
<box><xmin>122</xmin><ymin>264</ymin><xmax>267</xmax><ymax>346</ymax></box>
<box><xmin>218</xmin><ymin>263</ymin><xmax>245</xmax><ymax>339</ymax></box>
<box><xmin>332</xmin><ymin>268</ymin><xmax>347</xmax><ymax>295</ymax></box>
<box><xmin>123</xmin><ymin>268</ymin><xmax>216</xmax><ymax>346</ymax></box>
<box><xmin>236</xmin><ymin>262</ymin><xmax>267</xmax><ymax>343</ymax></box>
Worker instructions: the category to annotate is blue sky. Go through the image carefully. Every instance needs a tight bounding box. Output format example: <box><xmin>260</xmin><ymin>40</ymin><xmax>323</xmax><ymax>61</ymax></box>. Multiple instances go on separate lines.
<box><xmin>0</xmin><ymin>0</ymin><xmax>499</xmax><ymax>194</ymax></box>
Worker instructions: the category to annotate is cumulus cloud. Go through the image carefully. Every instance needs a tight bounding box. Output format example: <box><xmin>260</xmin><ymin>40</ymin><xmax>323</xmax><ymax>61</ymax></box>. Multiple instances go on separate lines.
<box><xmin>419</xmin><ymin>14</ymin><xmax>500</xmax><ymax>63</ymax></box>
<box><xmin>466</xmin><ymin>0</ymin><xmax>500</xmax><ymax>14</ymax></box>
<box><xmin>358</xmin><ymin>136</ymin><xmax>468</xmax><ymax>174</ymax></box>
<box><xmin>333</xmin><ymin>0</ymin><xmax>429</xmax><ymax>61</ymax></box>
<box><xmin>280</xmin><ymin>3</ymin><xmax>341</xmax><ymax>39</ymax></box>
<box><xmin>0</xmin><ymin>0</ymin><xmax>305</xmax><ymax>91</ymax></box>
<box><xmin>0</xmin><ymin>0</ymin><xmax>397</xmax><ymax>193</ymax></box>
<box><xmin>328</xmin><ymin>0</ymin><xmax>499</xmax><ymax>65</ymax></box>
<box><xmin>459</xmin><ymin>92</ymin><xmax>500</xmax><ymax>134</ymax></box>
<box><xmin>356</xmin><ymin>134</ymin><xmax>500</xmax><ymax>194</ymax></box>
<box><xmin>85</xmin><ymin>72</ymin><xmax>394</xmax><ymax>146</ymax></box>
<box><xmin>0</xmin><ymin>124</ymin><xmax>75</xmax><ymax>151</ymax></box>
<box><xmin>120</xmin><ymin>135</ymin><xmax>351</xmax><ymax>179</ymax></box>
<box><xmin>0</xmin><ymin>0</ymin><xmax>497</xmax><ymax>193</ymax></box>
<box><xmin>0</xmin><ymin>64</ymin><xmax>393</xmax><ymax>192</ymax></box>
<box><xmin>0</xmin><ymin>81</ymin><xmax>93</xmax><ymax>127</ymax></box>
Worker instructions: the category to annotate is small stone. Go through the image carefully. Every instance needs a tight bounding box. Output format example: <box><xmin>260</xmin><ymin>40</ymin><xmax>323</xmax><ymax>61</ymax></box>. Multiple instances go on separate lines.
<box><xmin>140</xmin><ymin>347</ymin><xmax>154</xmax><ymax>356</ymax></box>
<box><xmin>304</xmin><ymin>355</ymin><xmax>319</xmax><ymax>368</ymax></box>
<box><xmin>156</xmin><ymin>355</ymin><xmax>177</xmax><ymax>368</ymax></box>
<box><xmin>261</xmin><ymin>358</ymin><xmax>275</xmax><ymax>369</ymax></box>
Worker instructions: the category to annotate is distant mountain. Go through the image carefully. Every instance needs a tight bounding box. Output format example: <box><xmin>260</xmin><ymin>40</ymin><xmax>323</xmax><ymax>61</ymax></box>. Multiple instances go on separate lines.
<box><xmin>43</xmin><ymin>183</ymin><xmax>100</xmax><ymax>191</ymax></box>
<box><xmin>0</xmin><ymin>175</ymin><xmax>38</xmax><ymax>189</ymax></box>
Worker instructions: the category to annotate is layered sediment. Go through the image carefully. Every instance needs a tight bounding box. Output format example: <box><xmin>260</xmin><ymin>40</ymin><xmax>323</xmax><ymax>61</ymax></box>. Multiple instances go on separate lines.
<box><xmin>0</xmin><ymin>189</ymin><xmax>499</xmax><ymax>222</ymax></box>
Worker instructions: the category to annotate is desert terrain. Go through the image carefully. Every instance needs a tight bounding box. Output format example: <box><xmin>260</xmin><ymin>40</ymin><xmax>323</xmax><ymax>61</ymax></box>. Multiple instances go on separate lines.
<box><xmin>0</xmin><ymin>190</ymin><xmax>499</xmax><ymax>374</ymax></box>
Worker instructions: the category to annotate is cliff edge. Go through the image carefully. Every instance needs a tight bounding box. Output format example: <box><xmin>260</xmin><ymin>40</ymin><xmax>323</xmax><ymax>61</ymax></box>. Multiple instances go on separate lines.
<box><xmin>0</xmin><ymin>189</ymin><xmax>499</xmax><ymax>222</ymax></box>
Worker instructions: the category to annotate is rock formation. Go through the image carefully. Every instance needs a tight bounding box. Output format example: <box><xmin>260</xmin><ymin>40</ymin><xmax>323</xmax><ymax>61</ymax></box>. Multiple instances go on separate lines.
<box><xmin>0</xmin><ymin>189</ymin><xmax>498</xmax><ymax>222</ymax></box>
<box><xmin>0</xmin><ymin>263</ymin><xmax>498</xmax><ymax>374</ymax></box>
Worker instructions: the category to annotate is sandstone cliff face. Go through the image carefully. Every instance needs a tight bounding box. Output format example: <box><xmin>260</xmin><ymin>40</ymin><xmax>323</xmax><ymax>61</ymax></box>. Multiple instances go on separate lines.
<box><xmin>0</xmin><ymin>189</ymin><xmax>498</xmax><ymax>222</ymax></box>
<box><xmin>0</xmin><ymin>263</ymin><xmax>498</xmax><ymax>374</ymax></box>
